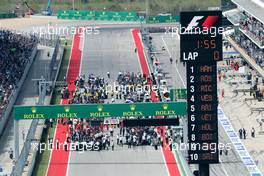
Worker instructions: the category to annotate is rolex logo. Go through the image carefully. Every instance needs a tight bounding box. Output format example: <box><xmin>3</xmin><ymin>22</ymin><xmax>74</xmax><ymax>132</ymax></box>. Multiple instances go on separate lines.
<box><xmin>97</xmin><ymin>105</ymin><xmax>103</xmax><ymax>112</ymax></box>
<box><xmin>31</xmin><ymin>107</ymin><xmax>37</xmax><ymax>113</ymax></box>
<box><xmin>64</xmin><ymin>106</ymin><xmax>70</xmax><ymax>113</ymax></box>
<box><xmin>130</xmin><ymin>105</ymin><xmax>136</xmax><ymax>111</ymax></box>
<box><xmin>163</xmin><ymin>104</ymin><xmax>168</xmax><ymax>110</ymax></box>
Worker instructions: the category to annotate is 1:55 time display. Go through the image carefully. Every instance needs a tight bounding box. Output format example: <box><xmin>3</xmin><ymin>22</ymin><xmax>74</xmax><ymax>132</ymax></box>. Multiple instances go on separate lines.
<box><xmin>197</xmin><ymin>39</ymin><xmax>221</xmax><ymax>61</ymax></box>
<box><xmin>197</xmin><ymin>39</ymin><xmax>216</xmax><ymax>49</ymax></box>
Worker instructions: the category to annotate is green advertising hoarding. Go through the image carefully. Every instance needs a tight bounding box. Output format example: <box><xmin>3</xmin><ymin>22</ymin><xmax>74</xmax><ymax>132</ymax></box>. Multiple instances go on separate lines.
<box><xmin>170</xmin><ymin>89</ymin><xmax>187</xmax><ymax>101</ymax></box>
<box><xmin>147</xmin><ymin>15</ymin><xmax>179</xmax><ymax>23</ymax></box>
<box><xmin>57</xmin><ymin>10</ymin><xmax>139</xmax><ymax>21</ymax></box>
<box><xmin>57</xmin><ymin>10</ymin><xmax>179</xmax><ymax>23</ymax></box>
<box><xmin>85</xmin><ymin>10</ymin><xmax>96</xmax><ymax>20</ymax></box>
<box><xmin>14</xmin><ymin>102</ymin><xmax>186</xmax><ymax>120</ymax></box>
<box><xmin>0</xmin><ymin>13</ymin><xmax>16</xmax><ymax>19</ymax></box>
<box><xmin>58</xmin><ymin>10</ymin><xmax>71</xmax><ymax>19</ymax></box>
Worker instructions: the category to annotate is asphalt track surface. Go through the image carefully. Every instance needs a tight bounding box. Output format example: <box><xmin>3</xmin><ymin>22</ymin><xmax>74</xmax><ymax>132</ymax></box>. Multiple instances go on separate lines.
<box><xmin>151</xmin><ymin>33</ymin><xmax>249</xmax><ymax>176</ymax></box>
<box><xmin>67</xmin><ymin>28</ymin><xmax>169</xmax><ymax>176</ymax></box>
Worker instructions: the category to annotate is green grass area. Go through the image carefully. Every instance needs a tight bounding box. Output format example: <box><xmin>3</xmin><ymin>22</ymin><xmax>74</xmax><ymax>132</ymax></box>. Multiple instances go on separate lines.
<box><xmin>32</xmin><ymin>41</ymin><xmax>72</xmax><ymax>176</ymax></box>
<box><xmin>0</xmin><ymin>0</ymin><xmax>220</xmax><ymax>15</ymax></box>
<box><xmin>50</xmin><ymin>40</ymin><xmax>72</xmax><ymax>105</ymax></box>
<box><xmin>32</xmin><ymin>127</ymin><xmax>55</xmax><ymax>176</ymax></box>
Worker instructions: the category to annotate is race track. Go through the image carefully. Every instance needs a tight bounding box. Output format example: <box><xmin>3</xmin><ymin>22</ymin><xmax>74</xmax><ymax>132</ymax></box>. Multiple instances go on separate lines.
<box><xmin>67</xmin><ymin>28</ymin><xmax>169</xmax><ymax>176</ymax></box>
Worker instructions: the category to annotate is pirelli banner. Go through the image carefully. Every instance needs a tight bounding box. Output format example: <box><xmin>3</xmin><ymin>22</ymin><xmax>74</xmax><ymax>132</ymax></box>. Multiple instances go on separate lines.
<box><xmin>57</xmin><ymin>10</ymin><xmax>139</xmax><ymax>21</ymax></box>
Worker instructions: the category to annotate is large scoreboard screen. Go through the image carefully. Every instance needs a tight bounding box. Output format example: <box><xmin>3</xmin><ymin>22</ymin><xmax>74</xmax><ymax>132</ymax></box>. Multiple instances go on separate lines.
<box><xmin>180</xmin><ymin>11</ymin><xmax>222</xmax><ymax>164</ymax></box>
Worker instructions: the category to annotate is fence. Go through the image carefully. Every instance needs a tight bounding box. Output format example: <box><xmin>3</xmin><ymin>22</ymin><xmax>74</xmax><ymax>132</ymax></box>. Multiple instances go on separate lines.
<box><xmin>57</xmin><ymin>10</ymin><xmax>180</xmax><ymax>23</ymax></box>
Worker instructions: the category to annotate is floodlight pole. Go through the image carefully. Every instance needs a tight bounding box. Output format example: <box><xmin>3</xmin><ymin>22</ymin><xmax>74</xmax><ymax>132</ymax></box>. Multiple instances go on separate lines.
<box><xmin>14</xmin><ymin>119</ymin><xmax>19</xmax><ymax>163</ymax></box>
<box><xmin>145</xmin><ymin>0</ymin><xmax>149</xmax><ymax>21</ymax></box>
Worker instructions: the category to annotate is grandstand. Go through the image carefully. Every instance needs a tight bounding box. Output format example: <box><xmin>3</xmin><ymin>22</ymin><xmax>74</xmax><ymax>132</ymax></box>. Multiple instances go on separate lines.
<box><xmin>223</xmin><ymin>0</ymin><xmax>264</xmax><ymax>76</ymax></box>
<box><xmin>222</xmin><ymin>0</ymin><xmax>264</xmax><ymax>173</ymax></box>
<box><xmin>0</xmin><ymin>30</ymin><xmax>37</xmax><ymax>135</ymax></box>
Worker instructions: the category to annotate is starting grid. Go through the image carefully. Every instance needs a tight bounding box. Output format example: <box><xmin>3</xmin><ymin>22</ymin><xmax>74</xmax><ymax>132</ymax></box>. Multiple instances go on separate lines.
<box><xmin>13</xmin><ymin>102</ymin><xmax>187</xmax><ymax>120</ymax></box>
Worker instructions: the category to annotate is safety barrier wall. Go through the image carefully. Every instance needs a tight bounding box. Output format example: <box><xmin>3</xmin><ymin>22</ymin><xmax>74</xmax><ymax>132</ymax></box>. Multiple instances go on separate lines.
<box><xmin>49</xmin><ymin>37</ymin><xmax>60</xmax><ymax>81</ymax></box>
<box><xmin>0</xmin><ymin>47</ymin><xmax>37</xmax><ymax>137</ymax></box>
<box><xmin>57</xmin><ymin>10</ymin><xmax>180</xmax><ymax>23</ymax></box>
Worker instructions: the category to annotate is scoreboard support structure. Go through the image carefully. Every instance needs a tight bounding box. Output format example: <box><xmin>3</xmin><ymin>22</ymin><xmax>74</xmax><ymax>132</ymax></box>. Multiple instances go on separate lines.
<box><xmin>199</xmin><ymin>164</ymin><xmax>209</xmax><ymax>176</ymax></box>
<box><xmin>180</xmin><ymin>11</ymin><xmax>223</xmax><ymax>176</ymax></box>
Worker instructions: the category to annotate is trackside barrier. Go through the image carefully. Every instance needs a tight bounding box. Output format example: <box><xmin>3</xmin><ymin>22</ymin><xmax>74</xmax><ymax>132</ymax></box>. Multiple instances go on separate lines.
<box><xmin>57</xmin><ymin>10</ymin><xmax>180</xmax><ymax>23</ymax></box>
<box><xmin>49</xmin><ymin>37</ymin><xmax>61</xmax><ymax>81</ymax></box>
<box><xmin>0</xmin><ymin>47</ymin><xmax>37</xmax><ymax>137</ymax></box>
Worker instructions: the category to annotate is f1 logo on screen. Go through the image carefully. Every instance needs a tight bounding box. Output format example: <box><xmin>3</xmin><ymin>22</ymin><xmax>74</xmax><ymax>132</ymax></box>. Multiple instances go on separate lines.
<box><xmin>186</xmin><ymin>15</ymin><xmax>219</xmax><ymax>31</ymax></box>
<box><xmin>180</xmin><ymin>11</ymin><xmax>223</xmax><ymax>63</ymax></box>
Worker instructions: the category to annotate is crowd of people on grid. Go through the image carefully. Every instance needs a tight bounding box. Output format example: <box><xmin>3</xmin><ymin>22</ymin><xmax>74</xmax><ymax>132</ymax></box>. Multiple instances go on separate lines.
<box><xmin>231</xmin><ymin>31</ymin><xmax>264</xmax><ymax>68</ymax></box>
<box><xmin>59</xmin><ymin>118</ymin><xmax>169</xmax><ymax>151</ymax></box>
<box><xmin>116</xmin><ymin>71</ymin><xmax>152</xmax><ymax>102</ymax></box>
<box><xmin>57</xmin><ymin>71</ymin><xmax>170</xmax><ymax>151</ymax></box>
<box><xmin>61</xmin><ymin>74</ymin><xmax>107</xmax><ymax>104</ymax></box>
<box><xmin>0</xmin><ymin>30</ymin><xmax>37</xmax><ymax>120</ymax></box>
<box><xmin>240</xmin><ymin>12</ymin><xmax>264</xmax><ymax>45</ymax></box>
<box><xmin>60</xmin><ymin>72</ymin><xmax>154</xmax><ymax>105</ymax></box>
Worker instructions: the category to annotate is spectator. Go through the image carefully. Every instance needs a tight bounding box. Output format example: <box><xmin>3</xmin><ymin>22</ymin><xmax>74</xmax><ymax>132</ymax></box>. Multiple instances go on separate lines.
<box><xmin>231</xmin><ymin>31</ymin><xmax>264</xmax><ymax>69</ymax></box>
<box><xmin>240</xmin><ymin>13</ymin><xmax>264</xmax><ymax>46</ymax></box>
<box><xmin>239</xmin><ymin>128</ymin><xmax>243</xmax><ymax>139</ymax></box>
<box><xmin>8</xmin><ymin>148</ymin><xmax>13</xmax><ymax>160</ymax></box>
<box><xmin>243</xmin><ymin>128</ymin><xmax>247</xmax><ymax>139</ymax></box>
<box><xmin>251</xmin><ymin>127</ymin><xmax>255</xmax><ymax>138</ymax></box>
<box><xmin>0</xmin><ymin>30</ymin><xmax>37</xmax><ymax>120</ymax></box>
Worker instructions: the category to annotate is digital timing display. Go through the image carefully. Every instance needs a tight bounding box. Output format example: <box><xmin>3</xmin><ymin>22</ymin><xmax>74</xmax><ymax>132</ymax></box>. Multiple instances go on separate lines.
<box><xmin>180</xmin><ymin>11</ymin><xmax>222</xmax><ymax>164</ymax></box>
